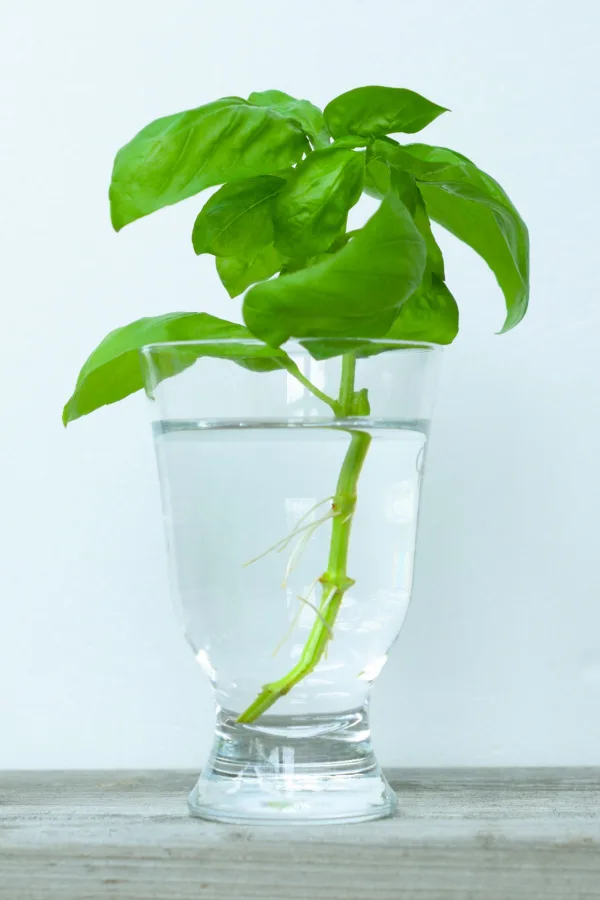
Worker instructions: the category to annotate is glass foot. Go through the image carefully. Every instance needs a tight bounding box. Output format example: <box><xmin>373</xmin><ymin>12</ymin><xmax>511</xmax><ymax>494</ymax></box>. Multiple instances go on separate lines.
<box><xmin>187</xmin><ymin>707</ymin><xmax>397</xmax><ymax>824</ymax></box>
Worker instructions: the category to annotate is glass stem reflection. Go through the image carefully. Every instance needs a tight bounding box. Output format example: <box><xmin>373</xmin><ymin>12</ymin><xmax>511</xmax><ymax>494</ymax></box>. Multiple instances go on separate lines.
<box><xmin>237</xmin><ymin>353</ymin><xmax>371</xmax><ymax>724</ymax></box>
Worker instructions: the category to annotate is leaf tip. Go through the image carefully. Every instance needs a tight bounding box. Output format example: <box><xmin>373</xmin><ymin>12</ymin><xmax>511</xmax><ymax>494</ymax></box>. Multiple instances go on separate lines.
<box><xmin>497</xmin><ymin>291</ymin><xmax>529</xmax><ymax>335</ymax></box>
<box><xmin>429</xmin><ymin>104</ymin><xmax>450</xmax><ymax>123</ymax></box>
<box><xmin>62</xmin><ymin>402</ymin><xmax>73</xmax><ymax>427</ymax></box>
<box><xmin>108</xmin><ymin>181</ymin><xmax>125</xmax><ymax>232</ymax></box>
<box><xmin>109</xmin><ymin>203</ymin><xmax>126</xmax><ymax>233</ymax></box>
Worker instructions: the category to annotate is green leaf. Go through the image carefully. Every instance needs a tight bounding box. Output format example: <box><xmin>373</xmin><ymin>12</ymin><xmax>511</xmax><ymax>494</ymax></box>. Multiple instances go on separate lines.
<box><xmin>371</xmin><ymin>138</ymin><xmax>474</xmax><ymax>176</ymax></box>
<box><xmin>364</xmin><ymin>153</ymin><xmax>444</xmax><ymax>280</ymax></box>
<box><xmin>364</xmin><ymin>155</ymin><xmax>391</xmax><ymax>198</ymax></box>
<box><xmin>280</xmin><ymin>232</ymin><xmax>355</xmax><ymax>275</ymax></box>
<box><xmin>307</xmin><ymin>278</ymin><xmax>458</xmax><ymax>361</ymax></box>
<box><xmin>332</xmin><ymin>135</ymin><xmax>371</xmax><ymax>149</ymax></box>
<box><xmin>388</xmin><ymin>169</ymin><xmax>445</xmax><ymax>281</ymax></box>
<box><xmin>413</xmin><ymin>195</ymin><xmax>445</xmax><ymax>281</ymax></box>
<box><xmin>273</xmin><ymin>147</ymin><xmax>365</xmax><ymax>258</ymax></box>
<box><xmin>110</xmin><ymin>98</ymin><xmax>309</xmax><ymax>231</ymax></box>
<box><xmin>351</xmin><ymin>387</ymin><xmax>371</xmax><ymax>415</ymax></box>
<box><xmin>243</xmin><ymin>193</ymin><xmax>427</xmax><ymax>346</ymax></box>
<box><xmin>63</xmin><ymin>313</ymin><xmax>288</xmax><ymax>425</ymax></box>
<box><xmin>324</xmin><ymin>86</ymin><xmax>448</xmax><ymax>139</ymax></box>
<box><xmin>192</xmin><ymin>176</ymin><xmax>285</xmax><ymax>260</ymax></box>
<box><xmin>281</xmin><ymin>253</ymin><xmax>332</xmax><ymax>275</ymax></box>
<box><xmin>387</xmin><ymin>143</ymin><xmax>529</xmax><ymax>331</ymax></box>
<box><xmin>380</xmin><ymin>276</ymin><xmax>458</xmax><ymax>345</ymax></box>
<box><xmin>216</xmin><ymin>245</ymin><xmax>283</xmax><ymax>298</ymax></box>
<box><xmin>249</xmin><ymin>89</ymin><xmax>330</xmax><ymax>148</ymax></box>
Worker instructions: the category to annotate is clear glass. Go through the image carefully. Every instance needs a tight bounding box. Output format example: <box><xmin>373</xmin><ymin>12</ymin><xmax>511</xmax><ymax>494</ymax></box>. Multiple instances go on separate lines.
<box><xmin>141</xmin><ymin>338</ymin><xmax>442</xmax><ymax>823</ymax></box>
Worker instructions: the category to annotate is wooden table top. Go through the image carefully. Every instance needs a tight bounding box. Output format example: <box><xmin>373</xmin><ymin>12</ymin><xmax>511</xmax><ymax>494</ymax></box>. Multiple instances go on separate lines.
<box><xmin>1</xmin><ymin>768</ymin><xmax>599</xmax><ymax>899</ymax></box>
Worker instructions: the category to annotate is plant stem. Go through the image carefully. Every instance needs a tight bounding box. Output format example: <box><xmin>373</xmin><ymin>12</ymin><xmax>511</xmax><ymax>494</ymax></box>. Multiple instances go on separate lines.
<box><xmin>237</xmin><ymin>352</ymin><xmax>370</xmax><ymax>724</ymax></box>
<box><xmin>283</xmin><ymin>358</ymin><xmax>341</xmax><ymax>415</ymax></box>
<box><xmin>337</xmin><ymin>352</ymin><xmax>356</xmax><ymax>414</ymax></box>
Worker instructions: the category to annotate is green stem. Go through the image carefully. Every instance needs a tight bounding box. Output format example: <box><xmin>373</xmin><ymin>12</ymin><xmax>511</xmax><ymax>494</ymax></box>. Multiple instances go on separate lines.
<box><xmin>283</xmin><ymin>359</ymin><xmax>341</xmax><ymax>415</ymax></box>
<box><xmin>337</xmin><ymin>352</ymin><xmax>356</xmax><ymax>414</ymax></box>
<box><xmin>237</xmin><ymin>353</ymin><xmax>370</xmax><ymax>724</ymax></box>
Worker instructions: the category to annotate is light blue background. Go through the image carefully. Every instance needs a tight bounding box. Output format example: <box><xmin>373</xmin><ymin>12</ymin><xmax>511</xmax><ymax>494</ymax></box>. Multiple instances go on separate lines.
<box><xmin>1</xmin><ymin>0</ymin><xmax>598</xmax><ymax>767</ymax></box>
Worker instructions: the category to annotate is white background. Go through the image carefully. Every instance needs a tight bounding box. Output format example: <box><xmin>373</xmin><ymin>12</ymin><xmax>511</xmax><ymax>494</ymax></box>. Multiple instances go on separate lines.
<box><xmin>1</xmin><ymin>0</ymin><xmax>599</xmax><ymax>769</ymax></box>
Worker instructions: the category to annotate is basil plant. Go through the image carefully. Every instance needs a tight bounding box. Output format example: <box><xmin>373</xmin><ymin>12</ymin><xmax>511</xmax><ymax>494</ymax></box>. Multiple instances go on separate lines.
<box><xmin>64</xmin><ymin>86</ymin><xmax>529</xmax><ymax>721</ymax></box>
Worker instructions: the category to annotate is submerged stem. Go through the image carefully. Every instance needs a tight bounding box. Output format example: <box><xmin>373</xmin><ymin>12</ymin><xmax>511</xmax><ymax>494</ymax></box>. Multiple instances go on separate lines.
<box><xmin>237</xmin><ymin>353</ymin><xmax>370</xmax><ymax>724</ymax></box>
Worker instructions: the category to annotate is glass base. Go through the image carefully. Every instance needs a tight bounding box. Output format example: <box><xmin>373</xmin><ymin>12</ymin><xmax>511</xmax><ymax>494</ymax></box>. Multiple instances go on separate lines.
<box><xmin>188</xmin><ymin>706</ymin><xmax>396</xmax><ymax>824</ymax></box>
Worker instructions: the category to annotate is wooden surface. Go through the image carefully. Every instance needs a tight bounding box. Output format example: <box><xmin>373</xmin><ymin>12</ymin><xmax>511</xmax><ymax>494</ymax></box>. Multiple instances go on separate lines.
<box><xmin>1</xmin><ymin>769</ymin><xmax>599</xmax><ymax>899</ymax></box>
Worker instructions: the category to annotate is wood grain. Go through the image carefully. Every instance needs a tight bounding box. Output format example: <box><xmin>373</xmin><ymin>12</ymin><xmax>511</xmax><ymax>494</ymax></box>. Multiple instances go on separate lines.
<box><xmin>1</xmin><ymin>769</ymin><xmax>599</xmax><ymax>899</ymax></box>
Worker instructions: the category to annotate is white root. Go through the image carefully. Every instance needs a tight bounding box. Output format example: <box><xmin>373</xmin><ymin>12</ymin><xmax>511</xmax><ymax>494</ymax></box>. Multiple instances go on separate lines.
<box><xmin>243</xmin><ymin>496</ymin><xmax>335</xmax><ymax>568</ymax></box>
<box><xmin>244</xmin><ymin>498</ymin><xmax>339</xmax><ymax>658</ymax></box>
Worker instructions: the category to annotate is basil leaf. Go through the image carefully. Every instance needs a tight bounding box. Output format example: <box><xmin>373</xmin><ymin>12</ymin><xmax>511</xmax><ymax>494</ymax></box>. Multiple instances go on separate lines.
<box><xmin>365</xmin><ymin>154</ymin><xmax>444</xmax><ymax>280</ymax></box>
<box><xmin>249</xmin><ymin>89</ymin><xmax>330</xmax><ymax>149</ymax></box>
<box><xmin>192</xmin><ymin>176</ymin><xmax>285</xmax><ymax>260</ymax></box>
<box><xmin>371</xmin><ymin>138</ymin><xmax>474</xmax><ymax>175</ymax></box>
<box><xmin>332</xmin><ymin>135</ymin><xmax>371</xmax><ymax>149</ymax></box>
<box><xmin>393</xmin><ymin>143</ymin><xmax>529</xmax><ymax>331</ymax></box>
<box><xmin>364</xmin><ymin>155</ymin><xmax>392</xmax><ymax>198</ymax></box>
<box><xmin>413</xmin><ymin>196</ymin><xmax>444</xmax><ymax>281</ymax></box>
<box><xmin>280</xmin><ymin>231</ymin><xmax>354</xmax><ymax>276</ymax></box>
<box><xmin>281</xmin><ymin>253</ymin><xmax>334</xmax><ymax>275</ymax></box>
<box><xmin>273</xmin><ymin>148</ymin><xmax>365</xmax><ymax>258</ymax></box>
<box><xmin>243</xmin><ymin>194</ymin><xmax>427</xmax><ymax>346</ymax></box>
<box><xmin>365</xmin><ymin>139</ymin><xmax>464</xmax><ymax>194</ymax></box>
<box><xmin>324</xmin><ymin>86</ymin><xmax>447</xmax><ymax>139</ymax></box>
<box><xmin>351</xmin><ymin>387</ymin><xmax>371</xmax><ymax>415</ymax></box>
<box><xmin>216</xmin><ymin>245</ymin><xmax>283</xmax><ymax>298</ymax></box>
<box><xmin>110</xmin><ymin>98</ymin><xmax>309</xmax><ymax>231</ymax></box>
<box><xmin>63</xmin><ymin>313</ymin><xmax>287</xmax><ymax>424</ymax></box>
<box><xmin>305</xmin><ymin>276</ymin><xmax>458</xmax><ymax>361</ymax></box>
<box><xmin>378</xmin><ymin>276</ymin><xmax>458</xmax><ymax>346</ymax></box>
<box><xmin>388</xmin><ymin>169</ymin><xmax>445</xmax><ymax>281</ymax></box>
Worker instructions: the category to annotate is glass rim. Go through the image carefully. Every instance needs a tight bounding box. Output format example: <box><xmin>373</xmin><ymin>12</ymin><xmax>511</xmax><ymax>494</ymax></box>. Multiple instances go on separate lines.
<box><xmin>141</xmin><ymin>337</ymin><xmax>444</xmax><ymax>353</ymax></box>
